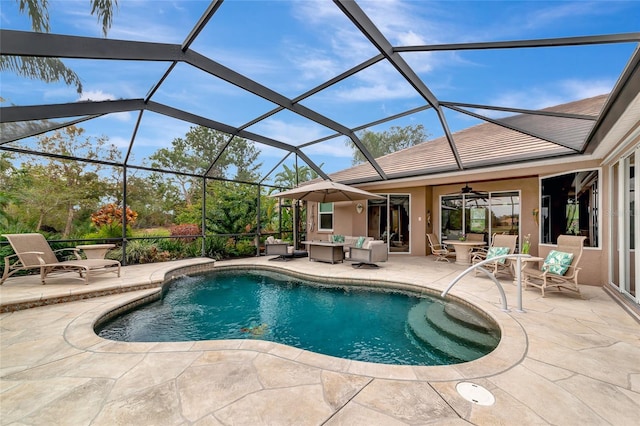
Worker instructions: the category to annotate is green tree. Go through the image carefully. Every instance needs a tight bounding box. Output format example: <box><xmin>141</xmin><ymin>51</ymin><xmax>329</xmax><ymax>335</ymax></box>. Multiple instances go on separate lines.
<box><xmin>0</xmin><ymin>153</ymin><xmax>16</xmax><ymax>225</ymax></box>
<box><xmin>206</xmin><ymin>182</ymin><xmax>258</xmax><ymax>237</ymax></box>
<box><xmin>10</xmin><ymin>126</ymin><xmax>121</xmax><ymax>237</ymax></box>
<box><xmin>271</xmin><ymin>164</ymin><xmax>320</xmax><ymax>191</ymax></box>
<box><xmin>149</xmin><ymin>126</ymin><xmax>262</xmax><ymax>225</ymax></box>
<box><xmin>266</xmin><ymin>164</ymin><xmax>319</xmax><ymax>236</ymax></box>
<box><xmin>1</xmin><ymin>0</ymin><xmax>118</xmax><ymax>94</ymax></box>
<box><xmin>347</xmin><ymin>124</ymin><xmax>429</xmax><ymax>165</ymax></box>
<box><xmin>125</xmin><ymin>173</ymin><xmax>177</xmax><ymax>228</ymax></box>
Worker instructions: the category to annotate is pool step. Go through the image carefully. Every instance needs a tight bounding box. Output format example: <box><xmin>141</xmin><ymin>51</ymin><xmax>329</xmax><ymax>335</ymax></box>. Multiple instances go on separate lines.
<box><xmin>406</xmin><ymin>301</ymin><xmax>499</xmax><ymax>362</ymax></box>
<box><xmin>443</xmin><ymin>303</ymin><xmax>495</xmax><ymax>332</ymax></box>
<box><xmin>425</xmin><ymin>303</ymin><xmax>499</xmax><ymax>350</ymax></box>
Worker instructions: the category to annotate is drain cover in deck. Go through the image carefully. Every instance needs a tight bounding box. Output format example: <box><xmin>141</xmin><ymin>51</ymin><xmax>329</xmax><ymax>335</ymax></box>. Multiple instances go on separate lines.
<box><xmin>456</xmin><ymin>382</ymin><xmax>495</xmax><ymax>406</ymax></box>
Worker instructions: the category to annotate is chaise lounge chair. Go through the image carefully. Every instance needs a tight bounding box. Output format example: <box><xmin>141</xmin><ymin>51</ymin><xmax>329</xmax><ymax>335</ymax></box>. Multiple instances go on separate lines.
<box><xmin>522</xmin><ymin>235</ymin><xmax>586</xmax><ymax>297</ymax></box>
<box><xmin>1</xmin><ymin>233</ymin><xmax>121</xmax><ymax>285</ymax></box>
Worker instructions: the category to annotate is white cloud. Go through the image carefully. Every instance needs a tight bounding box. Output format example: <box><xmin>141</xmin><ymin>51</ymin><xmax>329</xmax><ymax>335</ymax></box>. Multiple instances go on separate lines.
<box><xmin>57</xmin><ymin>0</ymin><xmax>191</xmax><ymax>42</ymax></box>
<box><xmin>480</xmin><ymin>78</ymin><xmax>615</xmax><ymax>118</ymax></box>
<box><xmin>288</xmin><ymin>0</ymin><xmax>452</xmax><ymax>103</ymax></box>
<box><xmin>521</xmin><ymin>2</ymin><xmax>603</xmax><ymax>32</ymax></box>
<box><xmin>336</xmin><ymin>82</ymin><xmax>415</xmax><ymax>102</ymax></box>
<box><xmin>78</xmin><ymin>90</ymin><xmax>115</xmax><ymax>102</ymax></box>
<box><xmin>250</xmin><ymin>119</ymin><xmax>329</xmax><ymax>146</ymax></box>
<box><xmin>302</xmin><ymin>138</ymin><xmax>354</xmax><ymax>159</ymax></box>
<box><xmin>107</xmin><ymin>135</ymin><xmax>131</xmax><ymax>148</ymax></box>
<box><xmin>111</xmin><ymin>112</ymin><xmax>133</xmax><ymax>122</ymax></box>
<box><xmin>559</xmin><ymin>79</ymin><xmax>613</xmax><ymax>101</ymax></box>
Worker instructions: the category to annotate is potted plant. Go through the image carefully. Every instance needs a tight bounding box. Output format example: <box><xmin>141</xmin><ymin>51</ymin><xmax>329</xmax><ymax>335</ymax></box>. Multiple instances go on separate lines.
<box><xmin>522</xmin><ymin>234</ymin><xmax>531</xmax><ymax>254</ymax></box>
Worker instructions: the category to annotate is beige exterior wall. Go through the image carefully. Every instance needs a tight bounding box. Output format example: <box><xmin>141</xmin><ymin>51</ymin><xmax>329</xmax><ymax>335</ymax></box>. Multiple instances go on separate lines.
<box><xmin>310</xmin><ymin>158</ymin><xmax>610</xmax><ymax>286</ymax></box>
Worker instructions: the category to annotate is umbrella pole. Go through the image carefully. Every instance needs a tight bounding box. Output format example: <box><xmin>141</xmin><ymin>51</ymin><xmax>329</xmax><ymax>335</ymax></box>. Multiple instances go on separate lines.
<box><xmin>293</xmin><ymin>200</ymin><xmax>299</xmax><ymax>249</ymax></box>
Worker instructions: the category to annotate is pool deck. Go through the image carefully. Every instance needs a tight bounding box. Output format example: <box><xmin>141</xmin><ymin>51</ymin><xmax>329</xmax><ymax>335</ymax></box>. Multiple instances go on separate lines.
<box><xmin>1</xmin><ymin>256</ymin><xmax>639</xmax><ymax>425</ymax></box>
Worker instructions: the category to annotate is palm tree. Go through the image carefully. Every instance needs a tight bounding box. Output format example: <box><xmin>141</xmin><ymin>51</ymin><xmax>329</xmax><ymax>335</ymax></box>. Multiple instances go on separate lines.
<box><xmin>1</xmin><ymin>0</ymin><xmax>118</xmax><ymax>94</ymax></box>
<box><xmin>271</xmin><ymin>164</ymin><xmax>320</xmax><ymax>192</ymax></box>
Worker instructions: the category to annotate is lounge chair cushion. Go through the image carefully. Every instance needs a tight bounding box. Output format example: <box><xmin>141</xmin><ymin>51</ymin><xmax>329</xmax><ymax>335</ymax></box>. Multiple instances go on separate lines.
<box><xmin>486</xmin><ymin>246</ymin><xmax>510</xmax><ymax>264</ymax></box>
<box><xmin>542</xmin><ymin>250</ymin><xmax>574</xmax><ymax>275</ymax></box>
<box><xmin>355</xmin><ymin>236</ymin><xmax>366</xmax><ymax>248</ymax></box>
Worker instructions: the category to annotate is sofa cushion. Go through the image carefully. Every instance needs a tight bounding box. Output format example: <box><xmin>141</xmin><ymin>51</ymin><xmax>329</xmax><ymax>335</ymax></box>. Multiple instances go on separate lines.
<box><xmin>331</xmin><ymin>234</ymin><xmax>345</xmax><ymax>243</ymax></box>
<box><xmin>361</xmin><ymin>238</ymin><xmax>376</xmax><ymax>250</ymax></box>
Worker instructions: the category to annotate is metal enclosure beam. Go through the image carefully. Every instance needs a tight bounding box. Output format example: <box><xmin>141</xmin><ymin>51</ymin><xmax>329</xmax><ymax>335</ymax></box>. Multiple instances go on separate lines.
<box><xmin>395</xmin><ymin>33</ymin><xmax>640</xmax><ymax>52</ymax></box>
<box><xmin>334</xmin><ymin>0</ymin><xmax>464</xmax><ymax>170</ymax></box>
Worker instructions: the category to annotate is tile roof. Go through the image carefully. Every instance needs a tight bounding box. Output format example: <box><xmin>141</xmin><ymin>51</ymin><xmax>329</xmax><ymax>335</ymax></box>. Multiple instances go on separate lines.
<box><xmin>330</xmin><ymin>94</ymin><xmax>608</xmax><ymax>183</ymax></box>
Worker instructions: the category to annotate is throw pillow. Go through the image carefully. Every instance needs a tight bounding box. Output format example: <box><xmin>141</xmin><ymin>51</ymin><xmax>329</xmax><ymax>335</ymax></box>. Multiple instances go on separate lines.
<box><xmin>355</xmin><ymin>236</ymin><xmax>366</xmax><ymax>248</ymax></box>
<box><xmin>542</xmin><ymin>250</ymin><xmax>574</xmax><ymax>275</ymax></box>
<box><xmin>332</xmin><ymin>234</ymin><xmax>345</xmax><ymax>243</ymax></box>
<box><xmin>486</xmin><ymin>246</ymin><xmax>510</xmax><ymax>264</ymax></box>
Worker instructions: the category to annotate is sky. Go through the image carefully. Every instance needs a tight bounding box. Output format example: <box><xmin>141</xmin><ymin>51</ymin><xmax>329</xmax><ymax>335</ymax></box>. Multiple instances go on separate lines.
<box><xmin>1</xmin><ymin>0</ymin><xmax>639</xmax><ymax>184</ymax></box>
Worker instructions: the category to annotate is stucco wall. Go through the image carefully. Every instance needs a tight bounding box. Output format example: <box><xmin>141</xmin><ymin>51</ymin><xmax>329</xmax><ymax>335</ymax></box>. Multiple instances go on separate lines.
<box><xmin>303</xmin><ymin>157</ymin><xmax>608</xmax><ymax>286</ymax></box>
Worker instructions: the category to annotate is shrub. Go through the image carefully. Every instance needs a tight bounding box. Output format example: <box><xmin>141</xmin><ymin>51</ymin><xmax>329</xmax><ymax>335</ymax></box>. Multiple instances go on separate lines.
<box><xmin>204</xmin><ymin>236</ymin><xmax>228</xmax><ymax>260</ymax></box>
<box><xmin>86</xmin><ymin>204</ymin><xmax>138</xmax><ymax>240</ymax></box>
<box><xmin>91</xmin><ymin>203</ymin><xmax>138</xmax><ymax>227</ymax></box>
<box><xmin>107</xmin><ymin>239</ymin><xmax>170</xmax><ymax>265</ymax></box>
<box><xmin>83</xmin><ymin>223</ymin><xmax>132</xmax><ymax>240</ymax></box>
<box><xmin>157</xmin><ymin>237</ymin><xmax>201</xmax><ymax>259</ymax></box>
<box><xmin>169</xmin><ymin>224</ymin><xmax>200</xmax><ymax>242</ymax></box>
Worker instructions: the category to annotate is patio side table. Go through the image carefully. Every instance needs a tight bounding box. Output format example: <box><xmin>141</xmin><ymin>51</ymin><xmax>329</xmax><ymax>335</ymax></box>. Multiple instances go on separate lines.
<box><xmin>76</xmin><ymin>244</ymin><xmax>115</xmax><ymax>259</ymax></box>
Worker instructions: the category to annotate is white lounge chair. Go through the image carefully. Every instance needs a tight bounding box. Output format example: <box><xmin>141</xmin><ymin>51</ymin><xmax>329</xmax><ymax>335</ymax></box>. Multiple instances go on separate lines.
<box><xmin>1</xmin><ymin>233</ymin><xmax>121</xmax><ymax>285</ymax></box>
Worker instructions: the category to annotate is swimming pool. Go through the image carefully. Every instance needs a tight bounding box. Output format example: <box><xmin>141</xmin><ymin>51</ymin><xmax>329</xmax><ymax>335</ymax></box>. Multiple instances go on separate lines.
<box><xmin>96</xmin><ymin>269</ymin><xmax>500</xmax><ymax>366</ymax></box>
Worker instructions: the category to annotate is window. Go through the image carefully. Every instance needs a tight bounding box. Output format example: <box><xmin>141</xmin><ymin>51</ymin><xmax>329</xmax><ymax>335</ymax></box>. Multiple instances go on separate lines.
<box><xmin>441</xmin><ymin>191</ymin><xmax>520</xmax><ymax>242</ymax></box>
<box><xmin>318</xmin><ymin>202</ymin><xmax>333</xmax><ymax>231</ymax></box>
<box><xmin>540</xmin><ymin>169</ymin><xmax>599</xmax><ymax>247</ymax></box>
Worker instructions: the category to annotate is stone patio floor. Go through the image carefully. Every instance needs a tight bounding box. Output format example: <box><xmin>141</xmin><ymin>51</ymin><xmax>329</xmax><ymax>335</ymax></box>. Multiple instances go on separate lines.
<box><xmin>1</xmin><ymin>255</ymin><xmax>639</xmax><ymax>425</ymax></box>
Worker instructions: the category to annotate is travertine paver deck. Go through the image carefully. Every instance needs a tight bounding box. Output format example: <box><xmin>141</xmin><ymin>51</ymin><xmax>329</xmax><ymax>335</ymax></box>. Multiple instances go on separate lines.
<box><xmin>1</xmin><ymin>256</ymin><xmax>639</xmax><ymax>425</ymax></box>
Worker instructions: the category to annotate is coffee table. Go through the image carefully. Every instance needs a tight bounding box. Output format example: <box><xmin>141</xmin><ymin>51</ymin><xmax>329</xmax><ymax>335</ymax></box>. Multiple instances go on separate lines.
<box><xmin>301</xmin><ymin>241</ymin><xmax>346</xmax><ymax>264</ymax></box>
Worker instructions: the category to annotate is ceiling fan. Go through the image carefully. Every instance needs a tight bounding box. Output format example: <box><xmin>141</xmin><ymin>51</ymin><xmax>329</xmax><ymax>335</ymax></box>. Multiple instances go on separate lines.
<box><xmin>458</xmin><ymin>183</ymin><xmax>488</xmax><ymax>199</ymax></box>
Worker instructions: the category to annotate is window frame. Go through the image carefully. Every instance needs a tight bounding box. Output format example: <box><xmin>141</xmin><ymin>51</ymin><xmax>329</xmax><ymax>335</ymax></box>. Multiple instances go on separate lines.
<box><xmin>439</xmin><ymin>190</ymin><xmax>521</xmax><ymax>245</ymax></box>
<box><xmin>539</xmin><ymin>167</ymin><xmax>601</xmax><ymax>248</ymax></box>
<box><xmin>317</xmin><ymin>202</ymin><xmax>334</xmax><ymax>232</ymax></box>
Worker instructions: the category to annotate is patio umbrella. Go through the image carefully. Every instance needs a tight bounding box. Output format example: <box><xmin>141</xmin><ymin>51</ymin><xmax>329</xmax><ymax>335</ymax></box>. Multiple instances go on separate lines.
<box><xmin>270</xmin><ymin>180</ymin><xmax>384</xmax><ymax>203</ymax></box>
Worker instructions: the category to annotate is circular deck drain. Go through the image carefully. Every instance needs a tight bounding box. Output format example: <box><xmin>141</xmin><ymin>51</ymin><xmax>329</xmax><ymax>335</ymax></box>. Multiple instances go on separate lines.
<box><xmin>456</xmin><ymin>382</ymin><xmax>495</xmax><ymax>406</ymax></box>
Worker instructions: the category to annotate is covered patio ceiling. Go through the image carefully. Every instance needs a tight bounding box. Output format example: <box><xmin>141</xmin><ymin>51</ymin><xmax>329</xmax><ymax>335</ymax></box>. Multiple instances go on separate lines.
<box><xmin>1</xmin><ymin>0</ymin><xmax>639</xmax><ymax>187</ymax></box>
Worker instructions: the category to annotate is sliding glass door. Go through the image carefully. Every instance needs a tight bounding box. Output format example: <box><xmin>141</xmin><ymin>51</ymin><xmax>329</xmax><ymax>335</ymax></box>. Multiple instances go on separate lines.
<box><xmin>367</xmin><ymin>194</ymin><xmax>410</xmax><ymax>253</ymax></box>
<box><xmin>611</xmin><ymin>149</ymin><xmax>637</xmax><ymax>304</ymax></box>
<box><xmin>441</xmin><ymin>191</ymin><xmax>520</xmax><ymax>245</ymax></box>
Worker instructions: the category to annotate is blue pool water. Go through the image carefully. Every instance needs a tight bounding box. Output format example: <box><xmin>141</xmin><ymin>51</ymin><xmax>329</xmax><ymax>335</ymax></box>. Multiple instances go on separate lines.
<box><xmin>96</xmin><ymin>270</ymin><xmax>500</xmax><ymax>366</ymax></box>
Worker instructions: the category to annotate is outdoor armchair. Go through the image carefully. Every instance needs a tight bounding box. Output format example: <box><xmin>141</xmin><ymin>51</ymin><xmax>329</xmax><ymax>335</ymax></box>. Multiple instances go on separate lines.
<box><xmin>471</xmin><ymin>233</ymin><xmax>518</xmax><ymax>278</ymax></box>
<box><xmin>265</xmin><ymin>236</ymin><xmax>297</xmax><ymax>261</ymax></box>
<box><xmin>348</xmin><ymin>240</ymin><xmax>388</xmax><ymax>268</ymax></box>
<box><xmin>427</xmin><ymin>233</ymin><xmax>455</xmax><ymax>262</ymax></box>
<box><xmin>1</xmin><ymin>233</ymin><xmax>121</xmax><ymax>285</ymax></box>
<box><xmin>523</xmin><ymin>235</ymin><xmax>587</xmax><ymax>297</ymax></box>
